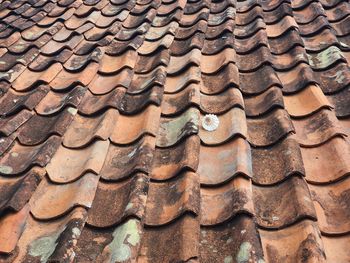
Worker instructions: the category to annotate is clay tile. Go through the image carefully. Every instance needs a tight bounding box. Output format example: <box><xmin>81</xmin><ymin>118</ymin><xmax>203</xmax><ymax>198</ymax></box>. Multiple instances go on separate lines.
<box><xmin>0</xmin><ymin>133</ymin><xmax>17</xmax><ymax>157</ymax></box>
<box><xmin>151</xmin><ymin>135</ymin><xmax>199</xmax><ymax>181</ymax></box>
<box><xmin>264</xmin><ymin>2</ymin><xmax>293</xmax><ymax>24</ymax></box>
<box><xmin>264</xmin><ymin>29</ymin><xmax>304</xmax><ymax>54</ymax></box>
<box><xmin>139</xmin><ymin>215</ymin><xmax>199</xmax><ymax>262</ymax></box>
<box><xmin>102</xmin><ymin>2</ymin><xmax>134</xmax><ymax>16</ymax></box>
<box><xmin>284</xmin><ymin>84</ymin><xmax>332</xmax><ymax>117</ymax></box>
<box><xmin>265</xmin><ymin>16</ymin><xmax>298</xmax><ymax>38</ymax></box>
<box><xmin>252</xmin><ymin>136</ymin><xmax>305</xmax><ymax>185</ymax></box>
<box><xmin>120</xmin><ymin>86</ymin><xmax>163</xmax><ymax>114</ymax></box>
<box><xmin>157</xmin><ymin>1</ymin><xmax>181</xmax><ymax>15</ymax></box>
<box><xmin>199</xmin><ymin>108</ymin><xmax>247</xmax><ymax>145</ymax></box>
<box><xmin>198</xmin><ymin>137</ymin><xmax>252</xmax><ymax>185</ymax></box>
<box><xmin>0</xmin><ymin>167</ymin><xmax>44</xmax><ymax>213</ymax></box>
<box><xmin>201</xmin><ymin>63</ymin><xmax>239</xmax><ymax>95</ymax></box>
<box><xmin>50</xmin><ymin>62</ymin><xmax>99</xmax><ymax>91</ymax></box>
<box><xmin>201</xmin><ymin>48</ymin><xmax>236</xmax><ymax>74</ymax></box>
<box><xmin>277</xmin><ymin>63</ymin><xmax>316</xmax><ymax>94</ymax></box>
<box><xmin>292</xmin><ymin>109</ymin><xmax>346</xmax><ymax>146</ymax></box>
<box><xmin>156</xmin><ymin>107</ymin><xmax>199</xmax><ymax>147</ymax></box>
<box><xmin>0</xmin><ymin>31</ymin><xmax>20</xmax><ymax>47</ymax></box>
<box><xmin>0</xmin><ymin>47</ymin><xmax>39</xmax><ymax>72</ymax></box>
<box><xmin>115</xmin><ymin>21</ymin><xmax>150</xmax><ymax>41</ymax></box>
<box><xmin>294</xmin><ymin>2</ymin><xmax>325</xmax><ymax>24</ymax></box>
<box><xmin>106</xmin><ymin>35</ymin><xmax>144</xmax><ymax>55</ymax></box>
<box><xmin>247</xmin><ymin>109</ymin><xmax>294</xmax><ymax>147</ymax></box>
<box><xmin>87</xmin><ymin>174</ymin><xmax>147</xmax><ymax>227</ymax></box>
<box><xmin>202</xmin><ymin>31</ymin><xmax>234</xmax><ymax>55</ymax></box>
<box><xmin>17</xmin><ymin>107</ymin><xmax>76</xmax><ymax>145</ymax></box>
<box><xmin>145</xmin><ymin>21</ymin><xmax>178</xmax><ymax>41</ymax></box>
<box><xmin>63</xmin><ymin>47</ymin><xmax>103</xmax><ymax>72</ymax></box>
<box><xmin>75</xmin><ymin>35</ymin><xmax>114</xmax><ymax>55</ymax></box>
<box><xmin>302</xmin><ymin>28</ymin><xmax>339</xmax><ymax>52</ymax></box>
<box><xmin>110</xmin><ymin>105</ymin><xmax>160</xmax><ymax>145</ymax></box>
<box><xmin>322</xmin><ymin>235</ymin><xmax>350</xmax><ymax>263</ymax></box>
<box><xmin>0</xmin><ymin>109</ymin><xmax>33</xmax><ymax>137</ymax></box>
<box><xmin>145</xmin><ymin>171</ymin><xmax>200</xmax><ymax>225</ymax></box>
<box><xmin>209</xmin><ymin>6</ymin><xmax>234</xmax><ymax>27</ymax></box>
<box><xmin>310</xmin><ymin>178</ymin><xmax>350</xmax><ymax>234</ymax></box>
<box><xmin>35</xmin><ymin>86</ymin><xmax>86</xmax><ymax>115</ymax></box>
<box><xmin>85</xmin><ymin>21</ymin><xmax>120</xmax><ymax>41</ymax></box>
<box><xmin>162</xmin><ymin>83</ymin><xmax>201</xmax><ymax>115</ymax></box>
<box><xmin>236</xmin><ymin>5</ymin><xmax>263</xmax><ymax>26</ymax></box>
<box><xmin>307</xmin><ymin>46</ymin><xmax>346</xmax><ymax>70</ymax></box>
<box><xmin>0</xmin><ymin>63</ymin><xmax>27</xmax><ymax>83</ymax></box>
<box><xmin>13</xmin><ymin>207</ymin><xmax>87</xmax><ymax>263</ymax></box>
<box><xmin>180</xmin><ymin>8</ymin><xmax>209</xmax><ymax>27</ymax></box>
<box><xmin>134</xmin><ymin>49</ymin><xmax>170</xmax><ymax>74</ymax></box>
<box><xmin>200</xmin><ymin>215</ymin><xmax>265</xmax><ymax>263</ymax></box>
<box><xmin>259</xmin><ymin>220</ymin><xmax>326</xmax><ymax>262</ymax></box>
<box><xmin>176</xmin><ymin>20</ymin><xmax>207</xmax><ymax>40</ymax></box>
<box><xmin>206</xmin><ymin>19</ymin><xmax>234</xmax><ymax>39</ymax></box>
<box><xmin>29</xmin><ymin>49</ymin><xmax>73</xmax><ymax>71</ymax></box>
<box><xmin>328</xmin><ymin>86</ymin><xmax>350</xmax><ymax>118</ymax></box>
<box><xmin>0</xmin><ymin>136</ymin><xmax>61</xmax><ymax>175</ymax></box>
<box><xmin>41</xmin><ymin>35</ymin><xmax>83</xmax><ymax>55</ymax></box>
<box><xmin>99</xmin><ymin>49</ymin><xmax>137</xmax><ymax>74</ymax></box>
<box><xmin>0</xmin><ymin>87</ymin><xmax>48</xmax><ymax>117</ymax></box>
<box><xmin>244</xmin><ymin>86</ymin><xmax>284</xmax><ymax>117</ymax></box>
<box><xmin>123</xmin><ymin>9</ymin><xmax>156</xmax><ymax>28</ymax></box>
<box><xmin>236</xmin><ymin>45</ymin><xmax>271</xmax><ymax>72</ymax></box>
<box><xmin>75</xmin><ymin>218</ymin><xmax>142</xmax><ymax>262</ymax></box>
<box><xmin>89</xmin><ymin>69</ymin><xmax>132</xmax><ymax>95</ymax></box>
<box><xmin>167</xmin><ymin>49</ymin><xmax>201</xmax><ymax>75</ymax></box>
<box><xmin>201</xmin><ymin>176</ymin><xmax>254</xmax><ymax>225</ymax></box>
<box><xmin>301</xmin><ymin>137</ymin><xmax>350</xmax><ymax>184</ymax></box>
<box><xmin>65</xmin><ymin>11</ymin><xmax>101</xmax><ymax>30</ymax></box>
<box><xmin>12</xmin><ymin>63</ymin><xmax>63</xmax><ymax>91</ymax></box>
<box><xmin>170</xmin><ymin>32</ymin><xmax>205</xmax><ymax>56</ymax></box>
<box><xmin>235</xmin><ymin>29</ymin><xmax>268</xmax><ymax>55</ymax></box>
<box><xmin>164</xmin><ymin>66</ymin><xmax>201</xmax><ymax>94</ymax></box>
<box><xmin>78</xmin><ymin>88</ymin><xmax>124</xmax><ymax>115</ymax></box>
<box><xmin>138</xmin><ymin>34</ymin><xmax>174</xmax><ymax>55</ymax></box>
<box><xmin>210</xmin><ymin>0</ymin><xmax>234</xmax><ymax>14</ymax></box>
<box><xmin>63</xmin><ymin>109</ymin><xmax>118</xmax><ymax>148</ymax></box>
<box><xmin>30</xmin><ymin>173</ymin><xmax>98</xmax><ymax>220</ymax></box>
<box><xmin>234</xmin><ymin>17</ymin><xmax>266</xmax><ymax>39</ymax></box>
<box><xmin>0</xmin><ymin>204</ymin><xmax>30</xmax><ymax>254</ymax></box>
<box><xmin>314</xmin><ymin>62</ymin><xmax>350</xmax><ymax>94</ymax></box>
<box><xmin>46</xmin><ymin>140</ymin><xmax>109</xmax><ymax>183</ymax></box>
<box><xmin>100</xmin><ymin>136</ymin><xmax>155</xmax><ymax>181</ymax></box>
<box><xmin>271</xmin><ymin>46</ymin><xmax>309</xmax><ymax>71</ymax></box>
<box><xmin>298</xmin><ymin>16</ymin><xmax>330</xmax><ymax>37</ymax></box>
<box><xmin>324</xmin><ymin>1</ymin><xmax>349</xmax><ymax>22</ymax></box>
<box><xmin>253</xmin><ymin>176</ymin><xmax>316</xmax><ymax>228</ymax></box>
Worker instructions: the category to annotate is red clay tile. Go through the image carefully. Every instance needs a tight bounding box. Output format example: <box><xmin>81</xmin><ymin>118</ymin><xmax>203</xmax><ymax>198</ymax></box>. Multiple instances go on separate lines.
<box><xmin>200</xmin><ymin>215</ymin><xmax>265</xmax><ymax>263</ymax></box>
<box><xmin>0</xmin><ymin>109</ymin><xmax>33</xmax><ymax>136</ymax></box>
<box><xmin>100</xmin><ymin>136</ymin><xmax>155</xmax><ymax>181</ymax></box>
<box><xmin>35</xmin><ymin>86</ymin><xmax>86</xmax><ymax>115</ymax></box>
<box><xmin>164</xmin><ymin>66</ymin><xmax>201</xmax><ymax>94</ymax></box>
<box><xmin>199</xmin><ymin>108</ymin><xmax>247</xmax><ymax>145</ymax></box>
<box><xmin>292</xmin><ymin>109</ymin><xmax>346</xmax><ymax>146</ymax></box>
<box><xmin>110</xmin><ymin>105</ymin><xmax>160</xmax><ymax>145</ymax></box>
<box><xmin>63</xmin><ymin>109</ymin><xmax>118</xmax><ymax>148</ymax></box>
<box><xmin>151</xmin><ymin>135</ymin><xmax>200</xmax><ymax>181</ymax></box>
<box><xmin>198</xmin><ymin>137</ymin><xmax>252</xmax><ymax>185</ymax></box>
<box><xmin>89</xmin><ymin>68</ymin><xmax>132</xmax><ymax>94</ymax></box>
<box><xmin>201</xmin><ymin>176</ymin><xmax>254</xmax><ymax>225</ymax></box>
<box><xmin>0</xmin><ymin>167</ymin><xmax>44</xmax><ymax>212</ymax></box>
<box><xmin>87</xmin><ymin>173</ymin><xmax>147</xmax><ymax>227</ymax></box>
<box><xmin>99</xmin><ymin>49</ymin><xmax>137</xmax><ymax>74</ymax></box>
<box><xmin>157</xmin><ymin>107</ymin><xmax>199</xmax><ymax>147</ymax></box>
<box><xmin>139</xmin><ymin>215</ymin><xmax>199</xmax><ymax>262</ymax></box>
<box><xmin>46</xmin><ymin>140</ymin><xmax>109</xmax><ymax>183</ymax></box>
<box><xmin>0</xmin><ymin>204</ymin><xmax>30</xmax><ymax>254</ymax></box>
<box><xmin>17</xmin><ymin>107</ymin><xmax>76</xmax><ymax>145</ymax></box>
<box><xmin>259</xmin><ymin>220</ymin><xmax>326</xmax><ymax>263</ymax></box>
<box><xmin>0</xmin><ymin>136</ymin><xmax>61</xmax><ymax>175</ymax></box>
<box><xmin>30</xmin><ymin>173</ymin><xmax>99</xmax><ymax>220</ymax></box>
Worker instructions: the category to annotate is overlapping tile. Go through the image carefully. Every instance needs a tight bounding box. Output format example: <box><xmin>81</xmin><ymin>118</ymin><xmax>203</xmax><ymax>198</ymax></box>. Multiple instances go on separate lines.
<box><xmin>0</xmin><ymin>0</ymin><xmax>349</xmax><ymax>261</ymax></box>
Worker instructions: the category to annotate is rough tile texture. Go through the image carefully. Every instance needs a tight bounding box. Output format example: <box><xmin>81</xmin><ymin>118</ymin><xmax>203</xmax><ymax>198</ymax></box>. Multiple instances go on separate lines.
<box><xmin>0</xmin><ymin>0</ymin><xmax>349</xmax><ymax>262</ymax></box>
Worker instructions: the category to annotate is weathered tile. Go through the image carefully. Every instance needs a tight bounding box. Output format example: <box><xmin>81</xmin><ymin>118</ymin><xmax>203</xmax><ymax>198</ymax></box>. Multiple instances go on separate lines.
<box><xmin>46</xmin><ymin>140</ymin><xmax>109</xmax><ymax>183</ymax></box>
<box><xmin>198</xmin><ymin>137</ymin><xmax>252</xmax><ymax>185</ymax></box>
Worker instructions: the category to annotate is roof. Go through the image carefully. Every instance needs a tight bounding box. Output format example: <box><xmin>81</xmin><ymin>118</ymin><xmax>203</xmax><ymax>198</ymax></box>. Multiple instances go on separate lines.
<box><xmin>0</xmin><ymin>0</ymin><xmax>349</xmax><ymax>262</ymax></box>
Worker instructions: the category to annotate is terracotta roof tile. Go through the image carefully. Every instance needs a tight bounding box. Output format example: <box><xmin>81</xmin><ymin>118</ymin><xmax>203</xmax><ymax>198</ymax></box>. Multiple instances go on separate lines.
<box><xmin>0</xmin><ymin>0</ymin><xmax>349</xmax><ymax>261</ymax></box>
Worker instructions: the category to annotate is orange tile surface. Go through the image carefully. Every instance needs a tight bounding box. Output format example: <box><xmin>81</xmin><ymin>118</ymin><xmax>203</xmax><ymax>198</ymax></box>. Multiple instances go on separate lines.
<box><xmin>0</xmin><ymin>0</ymin><xmax>349</xmax><ymax>262</ymax></box>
